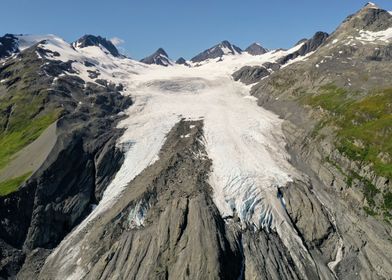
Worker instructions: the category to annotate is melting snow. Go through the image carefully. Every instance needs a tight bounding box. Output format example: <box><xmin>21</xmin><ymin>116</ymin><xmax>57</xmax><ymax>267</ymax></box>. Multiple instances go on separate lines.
<box><xmin>356</xmin><ymin>27</ymin><xmax>392</xmax><ymax>43</ymax></box>
<box><xmin>128</xmin><ymin>199</ymin><xmax>150</xmax><ymax>229</ymax></box>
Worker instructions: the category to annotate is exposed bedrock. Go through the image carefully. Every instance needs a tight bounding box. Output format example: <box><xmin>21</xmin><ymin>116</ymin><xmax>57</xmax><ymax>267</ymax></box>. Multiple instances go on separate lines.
<box><xmin>37</xmin><ymin>120</ymin><xmax>344</xmax><ymax>280</ymax></box>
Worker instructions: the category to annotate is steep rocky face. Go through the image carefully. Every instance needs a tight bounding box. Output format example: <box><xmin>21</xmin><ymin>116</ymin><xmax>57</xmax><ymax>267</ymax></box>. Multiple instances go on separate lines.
<box><xmin>277</xmin><ymin>31</ymin><xmax>329</xmax><ymax>64</ymax></box>
<box><xmin>339</xmin><ymin>2</ymin><xmax>392</xmax><ymax>33</ymax></box>
<box><xmin>191</xmin><ymin>40</ymin><xmax>242</xmax><ymax>62</ymax></box>
<box><xmin>72</xmin><ymin>35</ymin><xmax>121</xmax><ymax>57</ymax></box>
<box><xmin>0</xmin><ymin>34</ymin><xmax>19</xmax><ymax>59</ymax></box>
<box><xmin>140</xmin><ymin>48</ymin><xmax>172</xmax><ymax>66</ymax></box>
<box><xmin>232</xmin><ymin>65</ymin><xmax>270</xmax><ymax>85</ymax></box>
<box><xmin>175</xmin><ymin>57</ymin><xmax>189</xmax><ymax>66</ymax></box>
<box><xmin>245</xmin><ymin>42</ymin><xmax>268</xmax><ymax>55</ymax></box>
<box><xmin>0</xmin><ymin>43</ymin><xmax>131</xmax><ymax>278</ymax></box>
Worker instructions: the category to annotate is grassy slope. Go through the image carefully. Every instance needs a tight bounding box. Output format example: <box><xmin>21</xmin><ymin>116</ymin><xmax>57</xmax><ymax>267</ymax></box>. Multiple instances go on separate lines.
<box><xmin>0</xmin><ymin>172</ymin><xmax>32</xmax><ymax>196</ymax></box>
<box><xmin>302</xmin><ymin>85</ymin><xmax>392</xmax><ymax>216</ymax></box>
<box><xmin>0</xmin><ymin>55</ymin><xmax>61</xmax><ymax>196</ymax></box>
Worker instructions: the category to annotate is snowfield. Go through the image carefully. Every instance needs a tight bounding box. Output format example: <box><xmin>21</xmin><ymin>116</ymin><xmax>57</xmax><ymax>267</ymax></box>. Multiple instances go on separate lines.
<box><xmin>25</xmin><ymin>35</ymin><xmax>314</xmax><ymax>277</ymax></box>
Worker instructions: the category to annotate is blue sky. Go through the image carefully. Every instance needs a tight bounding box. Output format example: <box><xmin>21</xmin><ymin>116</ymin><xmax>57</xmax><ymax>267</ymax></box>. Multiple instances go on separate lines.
<box><xmin>2</xmin><ymin>1</ymin><xmax>392</xmax><ymax>59</ymax></box>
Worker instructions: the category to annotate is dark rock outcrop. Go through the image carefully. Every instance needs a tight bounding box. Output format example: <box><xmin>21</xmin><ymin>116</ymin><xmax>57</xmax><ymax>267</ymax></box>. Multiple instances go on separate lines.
<box><xmin>245</xmin><ymin>43</ymin><xmax>268</xmax><ymax>55</ymax></box>
<box><xmin>232</xmin><ymin>65</ymin><xmax>270</xmax><ymax>85</ymax></box>
<box><xmin>175</xmin><ymin>57</ymin><xmax>189</xmax><ymax>66</ymax></box>
<box><xmin>277</xmin><ymin>31</ymin><xmax>329</xmax><ymax>65</ymax></box>
<box><xmin>191</xmin><ymin>40</ymin><xmax>242</xmax><ymax>63</ymax></box>
<box><xmin>140</xmin><ymin>48</ymin><xmax>172</xmax><ymax>67</ymax></box>
<box><xmin>73</xmin><ymin>35</ymin><xmax>121</xmax><ymax>57</ymax></box>
<box><xmin>0</xmin><ymin>34</ymin><xmax>19</xmax><ymax>59</ymax></box>
<box><xmin>340</xmin><ymin>2</ymin><xmax>392</xmax><ymax>32</ymax></box>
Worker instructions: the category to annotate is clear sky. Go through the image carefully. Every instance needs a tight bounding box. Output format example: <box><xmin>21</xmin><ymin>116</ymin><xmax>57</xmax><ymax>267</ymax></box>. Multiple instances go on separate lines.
<box><xmin>1</xmin><ymin>1</ymin><xmax>392</xmax><ymax>60</ymax></box>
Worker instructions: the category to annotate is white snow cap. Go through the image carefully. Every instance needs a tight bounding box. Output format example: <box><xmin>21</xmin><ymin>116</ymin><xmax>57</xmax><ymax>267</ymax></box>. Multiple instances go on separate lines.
<box><xmin>366</xmin><ymin>2</ymin><xmax>379</xmax><ymax>8</ymax></box>
<box><xmin>110</xmin><ymin>37</ymin><xmax>124</xmax><ymax>46</ymax></box>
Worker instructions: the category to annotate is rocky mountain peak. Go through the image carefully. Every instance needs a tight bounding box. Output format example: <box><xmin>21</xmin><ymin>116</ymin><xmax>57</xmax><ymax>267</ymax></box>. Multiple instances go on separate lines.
<box><xmin>337</xmin><ymin>2</ymin><xmax>392</xmax><ymax>33</ymax></box>
<box><xmin>245</xmin><ymin>42</ymin><xmax>268</xmax><ymax>55</ymax></box>
<box><xmin>175</xmin><ymin>57</ymin><xmax>189</xmax><ymax>66</ymax></box>
<box><xmin>72</xmin><ymin>35</ymin><xmax>120</xmax><ymax>57</ymax></box>
<box><xmin>364</xmin><ymin>2</ymin><xmax>380</xmax><ymax>9</ymax></box>
<box><xmin>277</xmin><ymin>31</ymin><xmax>329</xmax><ymax>65</ymax></box>
<box><xmin>140</xmin><ymin>48</ymin><xmax>172</xmax><ymax>67</ymax></box>
<box><xmin>155</xmin><ymin>47</ymin><xmax>169</xmax><ymax>57</ymax></box>
<box><xmin>190</xmin><ymin>40</ymin><xmax>242</xmax><ymax>63</ymax></box>
<box><xmin>0</xmin><ymin>34</ymin><xmax>19</xmax><ymax>59</ymax></box>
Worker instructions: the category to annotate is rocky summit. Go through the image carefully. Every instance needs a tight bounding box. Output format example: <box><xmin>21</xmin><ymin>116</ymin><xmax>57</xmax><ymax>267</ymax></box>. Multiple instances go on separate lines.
<box><xmin>72</xmin><ymin>34</ymin><xmax>121</xmax><ymax>57</ymax></box>
<box><xmin>140</xmin><ymin>48</ymin><xmax>173</xmax><ymax>66</ymax></box>
<box><xmin>190</xmin><ymin>40</ymin><xmax>242</xmax><ymax>63</ymax></box>
<box><xmin>245</xmin><ymin>42</ymin><xmax>268</xmax><ymax>55</ymax></box>
<box><xmin>0</xmin><ymin>2</ymin><xmax>392</xmax><ymax>280</ymax></box>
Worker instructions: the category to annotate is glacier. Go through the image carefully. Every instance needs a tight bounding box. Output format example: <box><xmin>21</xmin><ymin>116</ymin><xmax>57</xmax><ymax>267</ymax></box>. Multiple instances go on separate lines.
<box><xmin>36</xmin><ymin>37</ymin><xmax>315</xmax><ymax>277</ymax></box>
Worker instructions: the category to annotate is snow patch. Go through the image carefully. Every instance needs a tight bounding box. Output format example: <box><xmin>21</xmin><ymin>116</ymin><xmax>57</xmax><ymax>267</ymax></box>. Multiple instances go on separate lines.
<box><xmin>128</xmin><ymin>199</ymin><xmax>150</xmax><ymax>229</ymax></box>
<box><xmin>356</xmin><ymin>28</ymin><xmax>392</xmax><ymax>43</ymax></box>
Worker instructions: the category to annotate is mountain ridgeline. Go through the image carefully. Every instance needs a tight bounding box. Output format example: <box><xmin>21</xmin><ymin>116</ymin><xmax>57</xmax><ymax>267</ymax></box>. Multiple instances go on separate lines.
<box><xmin>0</xmin><ymin>2</ymin><xmax>392</xmax><ymax>280</ymax></box>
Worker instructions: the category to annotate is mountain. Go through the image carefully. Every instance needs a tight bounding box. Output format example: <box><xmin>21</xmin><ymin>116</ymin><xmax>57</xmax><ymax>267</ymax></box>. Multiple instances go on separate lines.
<box><xmin>190</xmin><ymin>40</ymin><xmax>242</xmax><ymax>62</ymax></box>
<box><xmin>175</xmin><ymin>57</ymin><xmax>189</xmax><ymax>66</ymax></box>
<box><xmin>1</xmin><ymin>2</ymin><xmax>392</xmax><ymax>280</ymax></box>
<box><xmin>245</xmin><ymin>42</ymin><xmax>268</xmax><ymax>55</ymax></box>
<box><xmin>140</xmin><ymin>48</ymin><xmax>172</xmax><ymax>66</ymax></box>
<box><xmin>246</xmin><ymin>3</ymin><xmax>392</xmax><ymax>278</ymax></box>
<box><xmin>277</xmin><ymin>31</ymin><xmax>329</xmax><ymax>64</ymax></box>
<box><xmin>0</xmin><ymin>34</ymin><xmax>19</xmax><ymax>59</ymax></box>
<box><xmin>232</xmin><ymin>32</ymin><xmax>328</xmax><ymax>85</ymax></box>
<box><xmin>72</xmin><ymin>34</ymin><xmax>121</xmax><ymax>57</ymax></box>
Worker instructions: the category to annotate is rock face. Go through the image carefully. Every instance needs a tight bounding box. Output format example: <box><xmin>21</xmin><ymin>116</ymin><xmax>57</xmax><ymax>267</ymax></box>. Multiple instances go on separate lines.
<box><xmin>191</xmin><ymin>40</ymin><xmax>242</xmax><ymax>62</ymax></box>
<box><xmin>0</xmin><ymin>34</ymin><xmax>19</xmax><ymax>59</ymax></box>
<box><xmin>175</xmin><ymin>57</ymin><xmax>189</xmax><ymax>66</ymax></box>
<box><xmin>72</xmin><ymin>34</ymin><xmax>121</xmax><ymax>57</ymax></box>
<box><xmin>140</xmin><ymin>48</ymin><xmax>172</xmax><ymax>66</ymax></box>
<box><xmin>277</xmin><ymin>31</ymin><xmax>329</xmax><ymax>64</ymax></box>
<box><xmin>232</xmin><ymin>65</ymin><xmax>270</xmax><ymax>85</ymax></box>
<box><xmin>245</xmin><ymin>42</ymin><xmax>268</xmax><ymax>55</ymax></box>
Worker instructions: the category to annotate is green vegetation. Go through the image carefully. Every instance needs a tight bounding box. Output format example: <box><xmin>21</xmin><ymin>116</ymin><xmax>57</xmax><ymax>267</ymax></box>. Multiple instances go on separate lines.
<box><xmin>0</xmin><ymin>110</ymin><xmax>60</xmax><ymax>170</ymax></box>
<box><xmin>0</xmin><ymin>172</ymin><xmax>32</xmax><ymax>196</ymax></box>
<box><xmin>0</xmin><ymin>84</ymin><xmax>61</xmax><ymax>170</ymax></box>
<box><xmin>304</xmin><ymin>85</ymin><xmax>392</xmax><ymax>179</ymax></box>
<box><xmin>303</xmin><ymin>85</ymin><xmax>392</xmax><ymax>217</ymax></box>
<box><xmin>384</xmin><ymin>191</ymin><xmax>392</xmax><ymax>210</ymax></box>
<box><xmin>0</xmin><ymin>55</ymin><xmax>62</xmax><ymax>176</ymax></box>
<box><xmin>364</xmin><ymin>206</ymin><xmax>377</xmax><ymax>216</ymax></box>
